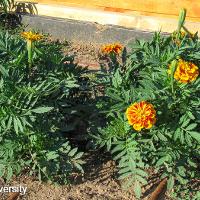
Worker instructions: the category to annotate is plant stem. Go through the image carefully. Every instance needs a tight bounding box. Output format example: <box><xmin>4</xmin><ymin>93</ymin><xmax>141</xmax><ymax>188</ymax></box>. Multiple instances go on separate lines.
<box><xmin>170</xmin><ymin>60</ymin><xmax>177</xmax><ymax>97</ymax></box>
<box><xmin>27</xmin><ymin>40</ymin><xmax>33</xmax><ymax>69</ymax></box>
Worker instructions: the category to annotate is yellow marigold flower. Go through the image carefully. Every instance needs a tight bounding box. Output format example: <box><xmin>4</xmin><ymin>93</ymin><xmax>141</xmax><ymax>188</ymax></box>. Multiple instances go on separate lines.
<box><xmin>168</xmin><ymin>59</ymin><xmax>199</xmax><ymax>83</ymax></box>
<box><xmin>126</xmin><ymin>101</ymin><xmax>156</xmax><ymax>131</ymax></box>
<box><xmin>102</xmin><ymin>43</ymin><xmax>123</xmax><ymax>54</ymax></box>
<box><xmin>21</xmin><ymin>31</ymin><xmax>43</xmax><ymax>42</ymax></box>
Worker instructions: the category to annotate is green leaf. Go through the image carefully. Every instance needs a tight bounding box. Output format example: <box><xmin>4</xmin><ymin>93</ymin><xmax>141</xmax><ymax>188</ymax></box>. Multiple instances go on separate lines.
<box><xmin>46</xmin><ymin>151</ymin><xmax>59</xmax><ymax>160</ymax></box>
<box><xmin>156</xmin><ymin>156</ymin><xmax>168</xmax><ymax>167</ymax></box>
<box><xmin>0</xmin><ymin>64</ymin><xmax>8</xmax><ymax>77</ymax></box>
<box><xmin>111</xmin><ymin>144</ymin><xmax>124</xmax><ymax>154</ymax></box>
<box><xmin>7</xmin><ymin>116</ymin><xmax>12</xmax><ymax>130</ymax></box>
<box><xmin>189</xmin><ymin>131</ymin><xmax>200</xmax><ymax>143</ymax></box>
<box><xmin>181</xmin><ymin>119</ymin><xmax>190</xmax><ymax>128</ymax></box>
<box><xmin>185</xmin><ymin>133</ymin><xmax>192</xmax><ymax>146</ymax></box>
<box><xmin>112</xmin><ymin>70</ymin><xmax>122</xmax><ymax>88</ymax></box>
<box><xmin>31</xmin><ymin>107</ymin><xmax>53</xmax><ymax>114</ymax></box>
<box><xmin>179</xmin><ymin>131</ymin><xmax>185</xmax><ymax>144</ymax></box>
<box><xmin>13</xmin><ymin>117</ymin><xmax>19</xmax><ymax>134</ymax></box>
<box><xmin>118</xmin><ymin>171</ymin><xmax>132</xmax><ymax>180</ymax></box>
<box><xmin>167</xmin><ymin>176</ymin><xmax>174</xmax><ymax>190</ymax></box>
<box><xmin>173</xmin><ymin>128</ymin><xmax>181</xmax><ymax>141</ymax></box>
<box><xmin>74</xmin><ymin>163</ymin><xmax>84</xmax><ymax>173</ymax></box>
<box><xmin>187</xmin><ymin>158</ymin><xmax>197</xmax><ymax>168</ymax></box>
<box><xmin>157</xmin><ymin>132</ymin><xmax>167</xmax><ymax>141</ymax></box>
<box><xmin>136</xmin><ymin>175</ymin><xmax>148</xmax><ymax>185</ymax></box>
<box><xmin>118</xmin><ymin>167</ymin><xmax>131</xmax><ymax>175</ymax></box>
<box><xmin>106</xmin><ymin>139</ymin><xmax>112</xmax><ymax>151</ymax></box>
<box><xmin>185</xmin><ymin>123</ymin><xmax>197</xmax><ymax>131</ymax></box>
<box><xmin>0</xmin><ymin>164</ymin><xmax>5</xmax><ymax>177</ymax></box>
<box><xmin>134</xmin><ymin>181</ymin><xmax>142</xmax><ymax>199</ymax></box>
<box><xmin>6</xmin><ymin>166</ymin><xmax>13</xmax><ymax>181</ymax></box>
<box><xmin>16</xmin><ymin>117</ymin><xmax>23</xmax><ymax>132</ymax></box>
<box><xmin>73</xmin><ymin>152</ymin><xmax>84</xmax><ymax>160</ymax></box>
<box><xmin>113</xmin><ymin>150</ymin><xmax>127</xmax><ymax>161</ymax></box>
<box><xmin>68</xmin><ymin>147</ymin><xmax>78</xmax><ymax>157</ymax></box>
<box><xmin>170</xmin><ymin>60</ymin><xmax>177</xmax><ymax>95</ymax></box>
<box><xmin>129</xmin><ymin>157</ymin><xmax>136</xmax><ymax>170</ymax></box>
<box><xmin>187</xmin><ymin>111</ymin><xmax>195</xmax><ymax>120</ymax></box>
<box><xmin>136</xmin><ymin>169</ymin><xmax>148</xmax><ymax>177</ymax></box>
<box><xmin>176</xmin><ymin>174</ymin><xmax>187</xmax><ymax>185</ymax></box>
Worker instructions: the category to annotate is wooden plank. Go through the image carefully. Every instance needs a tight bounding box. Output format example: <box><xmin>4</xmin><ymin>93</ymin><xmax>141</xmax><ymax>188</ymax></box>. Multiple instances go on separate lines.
<box><xmin>16</xmin><ymin>0</ymin><xmax>200</xmax><ymax>20</ymax></box>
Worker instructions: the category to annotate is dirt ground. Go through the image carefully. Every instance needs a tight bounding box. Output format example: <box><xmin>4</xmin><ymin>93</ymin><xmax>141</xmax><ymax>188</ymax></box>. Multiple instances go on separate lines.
<box><xmin>66</xmin><ymin>41</ymin><xmax>102</xmax><ymax>69</ymax></box>
<box><xmin>1</xmin><ymin>145</ymin><xmax>174</xmax><ymax>200</ymax></box>
<box><xmin>63</xmin><ymin>40</ymin><xmax>123</xmax><ymax>70</ymax></box>
<box><xmin>1</xmin><ymin>150</ymin><xmax>170</xmax><ymax>200</ymax></box>
<box><xmin>0</xmin><ymin>151</ymin><xmax>136</xmax><ymax>200</ymax></box>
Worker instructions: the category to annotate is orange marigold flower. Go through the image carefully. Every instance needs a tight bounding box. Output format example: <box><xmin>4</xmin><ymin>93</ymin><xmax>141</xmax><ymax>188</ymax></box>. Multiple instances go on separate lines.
<box><xmin>126</xmin><ymin>101</ymin><xmax>156</xmax><ymax>131</ymax></box>
<box><xmin>102</xmin><ymin>43</ymin><xmax>123</xmax><ymax>54</ymax></box>
<box><xmin>113</xmin><ymin>43</ymin><xmax>123</xmax><ymax>54</ymax></box>
<box><xmin>168</xmin><ymin>59</ymin><xmax>199</xmax><ymax>83</ymax></box>
<box><xmin>21</xmin><ymin>31</ymin><xmax>43</xmax><ymax>42</ymax></box>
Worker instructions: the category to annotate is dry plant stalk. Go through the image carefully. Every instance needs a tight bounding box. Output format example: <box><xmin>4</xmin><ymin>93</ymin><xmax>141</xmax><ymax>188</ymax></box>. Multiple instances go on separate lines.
<box><xmin>148</xmin><ymin>178</ymin><xmax>167</xmax><ymax>200</ymax></box>
<box><xmin>7</xmin><ymin>192</ymin><xmax>20</xmax><ymax>200</ymax></box>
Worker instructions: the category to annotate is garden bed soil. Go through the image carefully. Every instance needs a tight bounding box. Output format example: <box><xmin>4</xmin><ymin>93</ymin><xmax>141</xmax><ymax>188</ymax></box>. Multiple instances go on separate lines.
<box><xmin>1</xmin><ymin>150</ymin><xmax>170</xmax><ymax>200</ymax></box>
<box><xmin>1</xmin><ymin>151</ymin><xmax>135</xmax><ymax>200</ymax></box>
<box><xmin>62</xmin><ymin>40</ymin><xmax>129</xmax><ymax>70</ymax></box>
<box><xmin>65</xmin><ymin>41</ymin><xmax>102</xmax><ymax>70</ymax></box>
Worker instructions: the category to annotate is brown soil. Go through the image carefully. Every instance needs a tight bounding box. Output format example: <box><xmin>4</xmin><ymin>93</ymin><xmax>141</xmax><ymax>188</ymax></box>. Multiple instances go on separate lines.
<box><xmin>0</xmin><ymin>150</ymin><xmax>172</xmax><ymax>200</ymax></box>
<box><xmin>63</xmin><ymin>40</ymin><xmax>112</xmax><ymax>70</ymax></box>
<box><xmin>1</xmin><ymin>151</ymin><xmax>136</xmax><ymax>200</ymax></box>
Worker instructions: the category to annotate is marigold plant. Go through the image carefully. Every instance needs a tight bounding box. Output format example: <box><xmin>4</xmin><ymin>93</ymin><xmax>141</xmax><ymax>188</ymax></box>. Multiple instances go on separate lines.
<box><xmin>21</xmin><ymin>31</ymin><xmax>43</xmax><ymax>68</ymax></box>
<box><xmin>126</xmin><ymin>101</ymin><xmax>156</xmax><ymax>131</ymax></box>
<box><xmin>0</xmin><ymin>29</ymin><xmax>84</xmax><ymax>184</ymax></box>
<box><xmin>93</xmin><ymin>9</ymin><xmax>200</xmax><ymax>199</ymax></box>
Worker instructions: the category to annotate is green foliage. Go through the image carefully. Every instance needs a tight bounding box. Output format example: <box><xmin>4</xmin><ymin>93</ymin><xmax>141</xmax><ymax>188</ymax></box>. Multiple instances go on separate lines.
<box><xmin>112</xmin><ymin>137</ymin><xmax>148</xmax><ymax>199</ymax></box>
<box><xmin>92</xmin><ymin>117</ymin><xmax>130</xmax><ymax>151</ymax></box>
<box><xmin>92</xmin><ymin>11</ymin><xmax>200</xmax><ymax>199</ymax></box>
<box><xmin>0</xmin><ymin>0</ymin><xmax>20</xmax><ymax>29</ymax></box>
<box><xmin>0</xmin><ymin>0</ymin><xmax>14</xmax><ymax>13</ymax></box>
<box><xmin>0</xmin><ymin>29</ymin><xmax>85</xmax><ymax>183</ymax></box>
